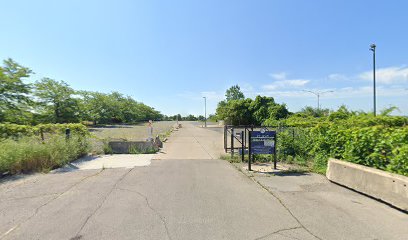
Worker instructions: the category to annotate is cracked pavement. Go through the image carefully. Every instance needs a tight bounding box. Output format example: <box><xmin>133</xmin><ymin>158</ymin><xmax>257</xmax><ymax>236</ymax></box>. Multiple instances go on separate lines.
<box><xmin>1</xmin><ymin>122</ymin><xmax>407</xmax><ymax>240</ymax></box>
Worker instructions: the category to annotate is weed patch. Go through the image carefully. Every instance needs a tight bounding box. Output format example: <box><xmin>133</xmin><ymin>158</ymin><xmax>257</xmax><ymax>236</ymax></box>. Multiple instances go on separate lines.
<box><xmin>0</xmin><ymin>135</ymin><xmax>89</xmax><ymax>174</ymax></box>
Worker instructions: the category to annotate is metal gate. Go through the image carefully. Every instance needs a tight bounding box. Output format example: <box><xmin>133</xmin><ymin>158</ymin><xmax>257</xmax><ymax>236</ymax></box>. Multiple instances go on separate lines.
<box><xmin>223</xmin><ymin>125</ymin><xmax>275</xmax><ymax>161</ymax></box>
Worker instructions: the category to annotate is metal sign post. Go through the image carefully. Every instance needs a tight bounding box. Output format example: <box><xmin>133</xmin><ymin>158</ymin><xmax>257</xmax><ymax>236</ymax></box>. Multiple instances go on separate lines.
<box><xmin>249</xmin><ymin>130</ymin><xmax>277</xmax><ymax>170</ymax></box>
<box><xmin>248</xmin><ymin>132</ymin><xmax>252</xmax><ymax>171</ymax></box>
<box><xmin>241</xmin><ymin>130</ymin><xmax>244</xmax><ymax>162</ymax></box>
<box><xmin>231</xmin><ymin>128</ymin><xmax>234</xmax><ymax>157</ymax></box>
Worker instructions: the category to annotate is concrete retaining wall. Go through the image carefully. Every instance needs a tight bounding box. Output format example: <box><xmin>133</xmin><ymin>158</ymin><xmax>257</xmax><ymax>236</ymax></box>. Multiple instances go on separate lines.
<box><xmin>327</xmin><ymin>158</ymin><xmax>408</xmax><ymax>211</ymax></box>
<box><xmin>108</xmin><ymin>141</ymin><xmax>158</xmax><ymax>154</ymax></box>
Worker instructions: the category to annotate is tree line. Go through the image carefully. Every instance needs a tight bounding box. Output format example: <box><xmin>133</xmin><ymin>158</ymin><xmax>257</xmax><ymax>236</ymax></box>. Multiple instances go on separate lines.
<box><xmin>215</xmin><ymin>85</ymin><xmax>404</xmax><ymax>126</ymax></box>
<box><xmin>0</xmin><ymin>58</ymin><xmax>162</xmax><ymax>125</ymax></box>
<box><xmin>215</xmin><ymin>85</ymin><xmax>290</xmax><ymax>125</ymax></box>
<box><xmin>162</xmin><ymin>114</ymin><xmax>206</xmax><ymax>121</ymax></box>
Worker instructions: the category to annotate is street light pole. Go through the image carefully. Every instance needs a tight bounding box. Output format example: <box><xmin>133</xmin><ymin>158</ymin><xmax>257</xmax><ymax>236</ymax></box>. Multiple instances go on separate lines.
<box><xmin>302</xmin><ymin>90</ymin><xmax>334</xmax><ymax>110</ymax></box>
<box><xmin>370</xmin><ymin>43</ymin><xmax>377</xmax><ymax>116</ymax></box>
<box><xmin>203</xmin><ymin>96</ymin><xmax>207</xmax><ymax>127</ymax></box>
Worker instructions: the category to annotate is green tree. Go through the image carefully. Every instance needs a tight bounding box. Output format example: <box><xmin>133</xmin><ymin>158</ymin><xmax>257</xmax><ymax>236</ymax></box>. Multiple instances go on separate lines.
<box><xmin>299</xmin><ymin>106</ymin><xmax>329</xmax><ymax>118</ymax></box>
<box><xmin>216</xmin><ymin>98</ymin><xmax>253</xmax><ymax>125</ymax></box>
<box><xmin>268</xmin><ymin>103</ymin><xmax>290</xmax><ymax>121</ymax></box>
<box><xmin>183</xmin><ymin>114</ymin><xmax>198</xmax><ymax>121</ymax></box>
<box><xmin>249</xmin><ymin>96</ymin><xmax>276</xmax><ymax>125</ymax></box>
<box><xmin>78</xmin><ymin>91</ymin><xmax>106</xmax><ymax>124</ymax></box>
<box><xmin>225</xmin><ymin>85</ymin><xmax>245</xmax><ymax>101</ymax></box>
<box><xmin>328</xmin><ymin>105</ymin><xmax>353</xmax><ymax>121</ymax></box>
<box><xmin>79</xmin><ymin>91</ymin><xmax>162</xmax><ymax>124</ymax></box>
<box><xmin>0</xmin><ymin>59</ymin><xmax>33</xmax><ymax>122</ymax></box>
<box><xmin>34</xmin><ymin>78</ymin><xmax>80</xmax><ymax>123</ymax></box>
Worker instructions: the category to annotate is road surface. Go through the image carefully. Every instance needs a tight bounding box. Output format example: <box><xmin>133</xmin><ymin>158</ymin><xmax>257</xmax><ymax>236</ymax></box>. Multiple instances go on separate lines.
<box><xmin>0</xmin><ymin>122</ymin><xmax>407</xmax><ymax>240</ymax></box>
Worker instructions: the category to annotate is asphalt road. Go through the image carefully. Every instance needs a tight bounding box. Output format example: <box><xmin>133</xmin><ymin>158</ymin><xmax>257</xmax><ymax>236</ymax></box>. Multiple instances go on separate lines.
<box><xmin>0</xmin><ymin>122</ymin><xmax>407</xmax><ymax>240</ymax></box>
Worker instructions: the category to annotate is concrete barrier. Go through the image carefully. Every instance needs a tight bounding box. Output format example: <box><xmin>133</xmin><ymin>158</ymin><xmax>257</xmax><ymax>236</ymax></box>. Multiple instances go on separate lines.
<box><xmin>327</xmin><ymin>158</ymin><xmax>408</xmax><ymax>211</ymax></box>
<box><xmin>108</xmin><ymin>141</ymin><xmax>158</xmax><ymax>154</ymax></box>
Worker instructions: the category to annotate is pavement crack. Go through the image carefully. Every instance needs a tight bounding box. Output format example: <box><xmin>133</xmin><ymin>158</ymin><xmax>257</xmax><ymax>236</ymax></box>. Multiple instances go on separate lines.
<box><xmin>2</xmin><ymin>193</ymin><xmax>59</xmax><ymax>201</ymax></box>
<box><xmin>117</xmin><ymin>187</ymin><xmax>173</xmax><ymax>240</ymax></box>
<box><xmin>0</xmin><ymin>169</ymin><xmax>105</xmax><ymax>240</ymax></box>
<box><xmin>254</xmin><ymin>226</ymin><xmax>303</xmax><ymax>240</ymax></box>
<box><xmin>72</xmin><ymin>168</ymin><xmax>134</xmax><ymax>238</ymax></box>
<box><xmin>278</xmin><ymin>231</ymin><xmax>303</xmax><ymax>240</ymax></box>
<box><xmin>193</xmin><ymin>136</ymin><xmax>213</xmax><ymax>159</ymax></box>
<box><xmin>232</xmin><ymin>163</ymin><xmax>323</xmax><ymax>240</ymax></box>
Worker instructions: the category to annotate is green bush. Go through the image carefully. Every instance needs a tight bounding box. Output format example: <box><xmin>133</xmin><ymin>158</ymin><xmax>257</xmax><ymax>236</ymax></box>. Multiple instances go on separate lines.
<box><xmin>128</xmin><ymin>144</ymin><xmax>158</xmax><ymax>154</ymax></box>
<box><xmin>0</xmin><ymin>134</ymin><xmax>89</xmax><ymax>174</ymax></box>
<box><xmin>277</xmin><ymin>122</ymin><xmax>408</xmax><ymax>176</ymax></box>
<box><xmin>388</xmin><ymin>145</ymin><xmax>408</xmax><ymax>176</ymax></box>
<box><xmin>0</xmin><ymin>123</ymin><xmax>89</xmax><ymax>139</ymax></box>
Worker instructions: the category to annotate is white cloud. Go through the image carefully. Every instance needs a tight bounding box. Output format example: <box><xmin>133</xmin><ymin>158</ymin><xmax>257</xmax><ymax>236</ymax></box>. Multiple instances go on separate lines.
<box><xmin>200</xmin><ymin>91</ymin><xmax>224</xmax><ymax>101</ymax></box>
<box><xmin>268</xmin><ymin>72</ymin><xmax>287</xmax><ymax>80</ymax></box>
<box><xmin>259</xmin><ymin>86</ymin><xmax>407</xmax><ymax>100</ymax></box>
<box><xmin>240</xmin><ymin>83</ymin><xmax>254</xmax><ymax>93</ymax></box>
<box><xmin>328</xmin><ymin>73</ymin><xmax>348</xmax><ymax>81</ymax></box>
<box><xmin>259</xmin><ymin>89</ymin><xmax>334</xmax><ymax>98</ymax></box>
<box><xmin>263</xmin><ymin>79</ymin><xmax>310</xmax><ymax>90</ymax></box>
<box><xmin>359</xmin><ymin>66</ymin><xmax>408</xmax><ymax>84</ymax></box>
<box><xmin>264</xmin><ymin>72</ymin><xmax>310</xmax><ymax>90</ymax></box>
<box><xmin>178</xmin><ymin>90</ymin><xmax>225</xmax><ymax>102</ymax></box>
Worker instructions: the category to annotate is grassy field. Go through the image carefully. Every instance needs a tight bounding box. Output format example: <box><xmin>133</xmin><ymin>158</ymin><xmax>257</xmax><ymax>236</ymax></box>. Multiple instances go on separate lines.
<box><xmin>89</xmin><ymin>121</ymin><xmax>176</xmax><ymax>141</ymax></box>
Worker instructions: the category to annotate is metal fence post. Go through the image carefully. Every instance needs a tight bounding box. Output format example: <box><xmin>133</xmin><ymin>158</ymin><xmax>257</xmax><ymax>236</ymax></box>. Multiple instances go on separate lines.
<box><xmin>274</xmin><ymin>133</ymin><xmax>277</xmax><ymax>169</ymax></box>
<box><xmin>65</xmin><ymin>128</ymin><xmax>71</xmax><ymax>140</ymax></box>
<box><xmin>244</xmin><ymin>128</ymin><xmax>247</xmax><ymax>150</ymax></box>
<box><xmin>241</xmin><ymin>130</ymin><xmax>244</xmax><ymax>162</ymax></box>
<box><xmin>231</xmin><ymin>128</ymin><xmax>234</xmax><ymax>157</ymax></box>
<box><xmin>248</xmin><ymin>131</ymin><xmax>252</xmax><ymax>171</ymax></box>
<box><xmin>224</xmin><ymin>125</ymin><xmax>227</xmax><ymax>152</ymax></box>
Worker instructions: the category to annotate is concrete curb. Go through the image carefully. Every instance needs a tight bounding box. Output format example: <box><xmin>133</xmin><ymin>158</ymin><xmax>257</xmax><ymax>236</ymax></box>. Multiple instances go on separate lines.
<box><xmin>326</xmin><ymin>158</ymin><xmax>408</xmax><ymax>211</ymax></box>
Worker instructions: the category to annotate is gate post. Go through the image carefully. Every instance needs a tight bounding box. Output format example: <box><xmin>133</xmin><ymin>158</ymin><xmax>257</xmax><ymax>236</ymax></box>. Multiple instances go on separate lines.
<box><xmin>274</xmin><ymin>133</ymin><xmax>277</xmax><ymax>170</ymax></box>
<box><xmin>241</xmin><ymin>131</ymin><xmax>244</xmax><ymax>162</ymax></box>
<box><xmin>248</xmin><ymin>131</ymin><xmax>252</xmax><ymax>171</ymax></box>
<box><xmin>231</xmin><ymin>128</ymin><xmax>234</xmax><ymax>157</ymax></box>
<box><xmin>224</xmin><ymin>125</ymin><xmax>227</xmax><ymax>152</ymax></box>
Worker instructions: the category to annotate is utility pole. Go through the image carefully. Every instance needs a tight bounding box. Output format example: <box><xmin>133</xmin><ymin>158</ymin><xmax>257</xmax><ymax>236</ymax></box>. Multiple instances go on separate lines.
<box><xmin>302</xmin><ymin>90</ymin><xmax>334</xmax><ymax>110</ymax></box>
<box><xmin>370</xmin><ymin>43</ymin><xmax>377</xmax><ymax>116</ymax></box>
<box><xmin>203</xmin><ymin>96</ymin><xmax>207</xmax><ymax>127</ymax></box>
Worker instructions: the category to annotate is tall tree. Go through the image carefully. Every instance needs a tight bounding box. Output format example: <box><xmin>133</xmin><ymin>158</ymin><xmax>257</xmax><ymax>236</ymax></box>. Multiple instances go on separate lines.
<box><xmin>250</xmin><ymin>96</ymin><xmax>276</xmax><ymax>125</ymax></box>
<box><xmin>0</xmin><ymin>58</ymin><xmax>33</xmax><ymax>121</ymax></box>
<box><xmin>216</xmin><ymin>98</ymin><xmax>253</xmax><ymax>125</ymax></box>
<box><xmin>34</xmin><ymin>78</ymin><xmax>80</xmax><ymax>123</ymax></box>
<box><xmin>268</xmin><ymin>104</ymin><xmax>290</xmax><ymax>120</ymax></box>
<box><xmin>78</xmin><ymin>91</ymin><xmax>162</xmax><ymax>124</ymax></box>
<box><xmin>225</xmin><ymin>85</ymin><xmax>245</xmax><ymax>101</ymax></box>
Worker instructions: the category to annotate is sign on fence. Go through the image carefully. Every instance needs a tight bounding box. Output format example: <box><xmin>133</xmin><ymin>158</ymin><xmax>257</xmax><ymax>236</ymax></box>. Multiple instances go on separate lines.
<box><xmin>250</xmin><ymin>130</ymin><xmax>276</xmax><ymax>154</ymax></box>
<box><xmin>249</xmin><ymin>129</ymin><xmax>277</xmax><ymax>171</ymax></box>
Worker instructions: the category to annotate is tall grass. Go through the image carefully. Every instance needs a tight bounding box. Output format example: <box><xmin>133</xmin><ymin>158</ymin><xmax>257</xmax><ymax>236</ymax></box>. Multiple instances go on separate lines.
<box><xmin>0</xmin><ymin>135</ymin><xmax>89</xmax><ymax>174</ymax></box>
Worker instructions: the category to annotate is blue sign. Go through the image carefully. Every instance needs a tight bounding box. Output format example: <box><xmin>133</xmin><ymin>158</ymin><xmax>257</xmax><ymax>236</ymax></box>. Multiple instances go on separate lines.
<box><xmin>250</xmin><ymin>130</ymin><xmax>276</xmax><ymax>154</ymax></box>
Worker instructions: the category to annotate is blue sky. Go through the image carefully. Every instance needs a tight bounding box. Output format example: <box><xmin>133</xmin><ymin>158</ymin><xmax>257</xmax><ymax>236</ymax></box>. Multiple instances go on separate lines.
<box><xmin>1</xmin><ymin>0</ymin><xmax>407</xmax><ymax>116</ymax></box>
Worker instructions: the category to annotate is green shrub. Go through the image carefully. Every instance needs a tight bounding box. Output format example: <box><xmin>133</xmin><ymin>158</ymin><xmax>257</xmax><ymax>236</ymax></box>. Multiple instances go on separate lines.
<box><xmin>220</xmin><ymin>154</ymin><xmax>247</xmax><ymax>163</ymax></box>
<box><xmin>128</xmin><ymin>144</ymin><xmax>158</xmax><ymax>154</ymax></box>
<box><xmin>277</xmin><ymin>128</ymin><xmax>312</xmax><ymax>163</ymax></box>
<box><xmin>0</xmin><ymin>123</ymin><xmax>89</xmax><ymax>139</ymax></box>
<box><xmin>388</xmin><ymin>145</ymin><xmax>408</xmax><ymax>176</ymax></box>
<box><xmin>102</xmin><ymin>139</ymin><xmax>113</xmax><ymax>154</ymax></box>
<box><xmin>0</xmin><ymin>134</ymin><xmax>89</xmax><ymax>174</ymax></box>
<box><xmin>312</xmin><ymin>153</ymin><xmax>329</xmax><ymax>174</ymax></box>
<box><xmin>275</xmin><ymin>118</ymin><xmax>408</xmax><ymax>176</ymax></box>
